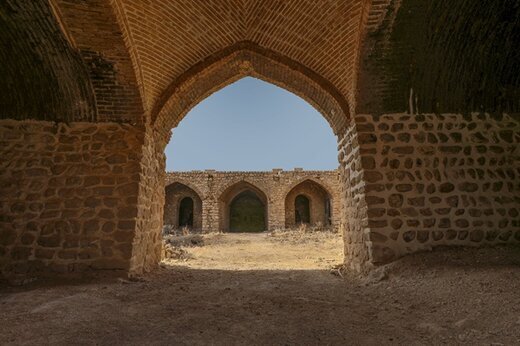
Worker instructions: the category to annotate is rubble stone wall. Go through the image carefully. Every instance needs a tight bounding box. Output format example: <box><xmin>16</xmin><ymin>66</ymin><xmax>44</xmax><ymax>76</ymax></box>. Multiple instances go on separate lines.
<box><xmin>2</xmin><ymin>113</ymin><xmax>518</xmax><ymax>280</ymax></box>
<box><xmin>164</xmin><ymin>170</ymin><xmax>342</xmax><ymax>232</ymax></box>
<box><xmin>356</xmin><ymin>113</ymin><xmax>520</xmax><ymax>263</ymax></box>
<box><xmin>0</xmin><ymin>119</ymin><xmax>145</xmax><ymax>279</ymax></box>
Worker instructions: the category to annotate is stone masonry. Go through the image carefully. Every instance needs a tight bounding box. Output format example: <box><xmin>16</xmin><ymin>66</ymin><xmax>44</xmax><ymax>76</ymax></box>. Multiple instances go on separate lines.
<box><xmin>1</xmin><ymin>1</ymin><xmax>519</xmax><ymax>280</ymax></box>
<box><xmin>164</xmin><ymin>170</ymin><xmax>342</xmax><ymax>232</ymax></box>
<box><xmin>0</xmin><ymin>120</ymin><xmax>145</xmax><ymax>277</ymax></box>
<box><xmin>356</xmin><ymin>113</ymin><xmax>520</xmax><ymax>263</ymax></box>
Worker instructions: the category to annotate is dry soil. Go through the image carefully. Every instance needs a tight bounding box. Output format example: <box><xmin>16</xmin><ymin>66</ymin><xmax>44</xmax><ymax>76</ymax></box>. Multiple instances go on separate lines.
<box><xmin>1</xmin><ymin>231</ymin><xmax>519</xmax><ymax>345</ymax></box>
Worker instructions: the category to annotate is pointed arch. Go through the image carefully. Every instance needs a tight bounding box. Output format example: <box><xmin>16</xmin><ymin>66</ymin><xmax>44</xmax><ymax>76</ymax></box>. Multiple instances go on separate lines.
<box><xmin>164</xmin><ymin>182</ymin><xmax>203</xmax><ymax>231</ymax></box>
<box><xmin>283</xmin><ymin>177</ymin><xmax>334</xmax><ymax>200</ymax></box>
<box><xmin>165</xmin><ymin>177</ymin><xmax>205</xmax><ymax>201</ymax></box>
<box><xmin>217</xmin><ymin>180</ymin><xmax>268</xmax><ymax>202</ymax></box>
<box><xmin>284</xmin><ymin>179</ymin><xmax>332</xmax><ymax>228</ymax></box>
<box><xmin>152</xmin><ymin>41</ymin><xmax>350</xmax><ymax>141</ymax></box>
<box><xmin>218</xmin><ymin>180</ymin><xmax>268</xmax><ymax>232</ymax></box>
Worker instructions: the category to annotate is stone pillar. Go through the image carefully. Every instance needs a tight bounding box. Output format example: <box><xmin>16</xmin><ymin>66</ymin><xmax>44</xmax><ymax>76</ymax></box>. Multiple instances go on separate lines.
<box><xmin>337</xmin><ymin>121</ymin><xmax>372</xmax><ymax>272</ymax></box>
<box><xmin>268</xmin><ymin>197</ymin><xmax>285</xmax><ymax>230</ymax></box>
<box><xmin>127</xmin><ymin>125</ymin><xmax>164</xmax><ymax>275</ymax></box>
<box><xmin>0</xmin><ymin>120</ymin><xmax>146</xmax><ymax>280</ymax></box>
<box><xmin>201</xmin><ymin>197</ymin><xmax>219</xmax><ymax>233</ymax></box>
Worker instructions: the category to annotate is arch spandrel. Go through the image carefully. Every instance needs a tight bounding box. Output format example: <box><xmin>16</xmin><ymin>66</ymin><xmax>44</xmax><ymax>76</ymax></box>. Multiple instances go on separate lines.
<box><xmin>165</xmin><ymin>179</ymin><xmax>205</xmax><ymax>201</ymax></box>
<box><xmin>283</xmin><ymin>178</ymin><xmax>334</xmax><ymax>201</ymax></box>
<box><xmin>217</xmin><ymin>180</ymin><xmax>269</xmax><ymax>206</ymax></box>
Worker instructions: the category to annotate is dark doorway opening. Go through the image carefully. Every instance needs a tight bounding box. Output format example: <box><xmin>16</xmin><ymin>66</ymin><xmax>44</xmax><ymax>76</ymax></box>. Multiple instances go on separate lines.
<box><xmin>325</xmin><ymin>198</ymin><xmax>332</xmax><ymax>225</ymax></box>
<box><xmin>295</xmin><ymin>194</ymin><xmax>310</xmax><ymax>224</ymax></box>
<box><xmin>229</xmin><ymin>190</ymin><xmax>266</xmax><ymax>232</ymax></box>
<box><xmin>179</xmin><ymin>197</ymin><xmax>194</xmax><ymax>228</ymax></box>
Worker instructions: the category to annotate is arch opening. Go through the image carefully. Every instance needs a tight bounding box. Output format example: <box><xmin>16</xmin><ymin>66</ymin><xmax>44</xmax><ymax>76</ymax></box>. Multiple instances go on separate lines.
<box><xmin>165</xmin><ymin>77</ymin><xmax>339</xmax><ymax>171</ymax></box>
<box><xmin>149</xmin><ymin>42</ymin><xmax>361</xmax><ymax>272</ymax></box>
<box><xmin>229</xmin><ymin>190</ymin><xmax>266</xmax><ymax>233</ymax></box>
<box><xmin>153</xmin><ymin>43</ymin><xmax>350</xmax><ymax>145</ymax></box>
<box><xmin>164</xmin><ymin>182</ymin><xmax>203</xmax><ymax>232</ymax></box>
<box><xmin>295</xmin><ymin>195</ymin><xmax>311</xmax><ymax>224</ymax></box>
<box><xmin>178</xmin><ymin>197</ymin><xmax>194</xmax><ymax>228</ymax></box>
<box><xmin>218</xmin><ymin>181</ymin><xmax>268</xmax><ymax>233</ymax></box>
<box><xmin>285</xmin><ymin>179</ymin><xmax>332</xmax><ymax>229</ymax></box>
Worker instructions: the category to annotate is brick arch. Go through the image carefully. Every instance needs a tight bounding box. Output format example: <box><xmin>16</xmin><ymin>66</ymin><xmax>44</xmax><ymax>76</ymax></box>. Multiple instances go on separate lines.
<box><xmin>0</xmin><ymin>0</ymin><xmax>97</xmax><ymax>122</ymax></box>
<box><xmin>152</xmin><ymin>42</ymin><xmax>350</xmax><ymax>141</ymax></box>
<box><xmin>52</xmin><ymin>0</ymin><xmax>145</xmax><ymax>124</ymax></box>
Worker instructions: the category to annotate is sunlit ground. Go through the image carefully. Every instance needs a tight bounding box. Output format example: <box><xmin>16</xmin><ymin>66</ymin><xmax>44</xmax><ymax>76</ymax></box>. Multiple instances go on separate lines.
<box><xmin>162</xmin><ymin>231</ymin><xmax>344</xmax><ymax>271</ymax></box>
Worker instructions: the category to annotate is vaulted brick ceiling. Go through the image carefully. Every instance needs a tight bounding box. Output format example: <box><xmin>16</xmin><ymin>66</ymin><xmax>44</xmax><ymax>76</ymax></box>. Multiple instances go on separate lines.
<box><xmin>2</xmin><ymin>0</ymin><xmax>516</xmax><ymax>123</ymax></box>
<box><xmin>111</xmin><ymin>0</ymin><xmax>372</xmax><ymax>116</ymax></box>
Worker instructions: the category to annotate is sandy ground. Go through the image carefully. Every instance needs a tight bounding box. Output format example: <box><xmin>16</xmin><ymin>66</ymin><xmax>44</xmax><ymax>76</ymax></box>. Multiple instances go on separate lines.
<box><xmin>1</xmin><ymin>231</ymin><xmax>520</xmax><ymax>345</ymax></box>
<box><xmin>163</xmin><ymin>231</ymin><xmax>344</xmax><ymax>270</ymax></box>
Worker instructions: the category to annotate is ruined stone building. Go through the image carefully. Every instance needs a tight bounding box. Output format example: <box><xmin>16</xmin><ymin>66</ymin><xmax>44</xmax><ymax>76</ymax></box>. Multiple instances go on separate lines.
<box><xmin>0</xmin><ymin>0</ymin><xmax>519</xmax><ymax>280</ymax></box>
<box><xmin>164</xmin><ymin>170</ymin><xmax>342</xmax><ymax>232</ymax></box>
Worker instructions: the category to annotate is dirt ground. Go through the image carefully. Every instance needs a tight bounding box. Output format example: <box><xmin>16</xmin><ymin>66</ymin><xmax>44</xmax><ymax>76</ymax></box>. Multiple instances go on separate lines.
<box><xmin>162</xmin><ymin>231</ymin><xmax>344</xmax><ymax>270</ymax></box>
<box><xmin>1</xmin><ymin>231</ymin><xmax>520</xmax><ymax>345</ymax></box>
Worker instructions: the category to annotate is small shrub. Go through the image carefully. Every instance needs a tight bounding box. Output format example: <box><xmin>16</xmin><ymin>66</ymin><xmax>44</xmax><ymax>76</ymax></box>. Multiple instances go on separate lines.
<box><xmin>181</xmin><ymin>226</ymin><xmax>191</xmax><ymax>236</ymax></box>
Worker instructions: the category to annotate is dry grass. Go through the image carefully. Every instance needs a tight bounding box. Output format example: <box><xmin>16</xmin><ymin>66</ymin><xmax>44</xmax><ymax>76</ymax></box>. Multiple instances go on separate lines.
<box><xmin>161</xmin><ymin>229</ymin><xmax>343</xmax><ymax>271</ymax></box>
<box><xmin>267</xmin><ymin>223</ymin><xmax>340</xmax><ymax>244</ymax></box>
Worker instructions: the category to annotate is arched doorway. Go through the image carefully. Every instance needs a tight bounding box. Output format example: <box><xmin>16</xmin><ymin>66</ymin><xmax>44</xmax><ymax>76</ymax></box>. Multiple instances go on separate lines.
<box><xmin>229</xmin><ymin>190</ymin><xmax>266</xmax><ymax>232</ymax></box>
<box><xmin>219</xmin><ymin>181</ymin><xmax>268</xmax><ymax>232</ymax></box>
<box><xmin>285</xmin><ymin>180</ymin><xmax>332</xmax><ymax>228</ymax></box>
<box><xmin>147</xmin><ymin>43</ymin><xmax>365</xmax><ymax>272</ymax></box>
<box><xmin>164</xmin><ymin>182</ymin><xmax>203</xmax><ymax>231</ymax></box>
<box><xmin>178</xmin><ymin>197</ymin><xmax>194</xmax><ymax>228</ymax></box>
<box><xmin>295</xmin><ymin>194</ymin><xmax>311</xmax><ymax>224</ymax></box>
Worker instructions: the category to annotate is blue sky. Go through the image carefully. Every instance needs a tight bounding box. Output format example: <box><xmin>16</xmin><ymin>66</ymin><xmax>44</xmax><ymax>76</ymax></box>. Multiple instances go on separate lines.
<box><xmin>165</xmin><ymin>77</ymin><xmax>338</xmax><ymax>171</ymax></box>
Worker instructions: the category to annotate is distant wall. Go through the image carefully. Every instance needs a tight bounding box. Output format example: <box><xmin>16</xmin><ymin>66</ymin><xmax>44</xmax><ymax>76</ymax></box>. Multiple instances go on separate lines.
<box><xmin>164</xmin><ymin>170</ymin><xmax>342</xmax><ymax>232</ymax></box>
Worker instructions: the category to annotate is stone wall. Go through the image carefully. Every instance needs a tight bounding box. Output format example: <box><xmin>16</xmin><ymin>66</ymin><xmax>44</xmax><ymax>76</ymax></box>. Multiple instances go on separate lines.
<box><xmin>0</xmin><ymin>119</ymin><xmax>145</xmax><ymax>279</ymax></box>
<box><xmin>128</xmin><ymin>129</ymin><xmax>164</xmax><ymax>275</ymax></box>
<box><xmin>164</xmin><ymin>170</ymin><xmax>342</xmax><ymax>232</ymax></box>
<box><xmin>356</xmin><ymin>113</ymin><xmax>520</xmax><ymax>263</ymax></box>
<box><xmin>2</xmin><ymin>113</ymin><xmax>518</xmax><ymax>281</ymax></box>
